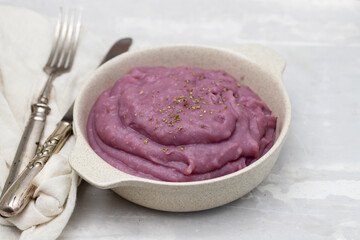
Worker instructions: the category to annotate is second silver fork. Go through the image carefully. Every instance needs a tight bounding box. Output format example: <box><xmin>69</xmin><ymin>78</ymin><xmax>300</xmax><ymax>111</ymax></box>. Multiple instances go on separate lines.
<box><xmin>1</xmin><ymin>9</ymin><xmax>81</xmax><ymax>196</ymax></box>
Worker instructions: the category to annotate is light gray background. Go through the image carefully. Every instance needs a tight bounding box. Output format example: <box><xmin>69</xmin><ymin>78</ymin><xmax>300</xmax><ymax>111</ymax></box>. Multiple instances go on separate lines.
<box><xmin>1</xmin><ymin>0</ymin><xmax>359</xmax><ymax>239</ymax></box>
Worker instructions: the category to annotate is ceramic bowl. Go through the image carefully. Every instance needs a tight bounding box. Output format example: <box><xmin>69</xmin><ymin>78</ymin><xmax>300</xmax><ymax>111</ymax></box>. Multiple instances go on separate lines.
<box><xmin>69</xmin><ymin>44</ymin><xmax>291</xmax><ymax>212</ymax></box>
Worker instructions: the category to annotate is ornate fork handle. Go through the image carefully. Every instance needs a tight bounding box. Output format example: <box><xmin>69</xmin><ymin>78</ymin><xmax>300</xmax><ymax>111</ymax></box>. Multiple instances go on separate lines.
<box><xmin>1</xmin><ymin>103</ymin><xmax>51</xmax><ymax>197</ymax></box>
<box><xmin>0</xmin><ymin>121</ymin><xmax>72</xmax><ymax>218</ymax></box>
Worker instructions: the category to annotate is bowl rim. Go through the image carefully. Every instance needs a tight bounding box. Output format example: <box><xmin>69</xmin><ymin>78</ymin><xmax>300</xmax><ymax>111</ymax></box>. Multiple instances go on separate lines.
<box><xmin>72</xmin><ymin>44</ymin><xmax>291</xmax><ymax>187</ymax></box>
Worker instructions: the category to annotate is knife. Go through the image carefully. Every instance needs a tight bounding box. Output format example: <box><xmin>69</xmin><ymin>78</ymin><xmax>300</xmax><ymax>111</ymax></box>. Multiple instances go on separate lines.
<box><xmin>0</xmin><ymin>38</ymin><xmax>132</xmax><ymax>218</ymax></box>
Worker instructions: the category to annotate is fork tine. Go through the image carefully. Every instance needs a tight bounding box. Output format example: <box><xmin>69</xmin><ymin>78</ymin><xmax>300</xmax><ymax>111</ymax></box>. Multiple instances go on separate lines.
<box><xmin>58</xmin><ymin>9</ymin><xmax>75</xmax><ymax>68</ymax></box>
<box><xmin>64</xmin><ymin>10</ymin><xmax>82</xmax><ymax>71</ymax></box>
<box><xmin>51</xmin><ymin>9</ymin><xmax>69</xmax><ymax>68</ymax></box>
<box><xmin>44</xmin><ymin>9</ymin><xmax>63</xmax><ymax>69</ymax></box>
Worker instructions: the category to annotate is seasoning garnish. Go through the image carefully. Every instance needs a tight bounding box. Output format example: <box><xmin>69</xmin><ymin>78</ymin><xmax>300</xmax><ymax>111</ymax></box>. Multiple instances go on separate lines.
<box><xmin>237</xmin><ymin>82</ymin><xmax>240</xmax><ymax>87</ymax></box>
<box><xmin>201</xmin><ymin>124</ymin><xmax>204</xmax><ymax>128</ymax></box>
<box><xmin>139</xmin><ymin>90</ymin><xmax>144</xmax><ymax>95</ymax></box>
<box><xmin>123</xmin><ymin>114</ymin><xmax>126</xmax><ymax>119</ymax></box>
<box><xmin>174</xmin><ymin>115</ymin><xmax>181</xmax><ymax>122</ymax></box>
<box><xmin>174</xmin><ymin>96</ymin><xmax>188</xmax><ymax>103</ymax></box>
<box><xmin>180</xmin><ymin>146</ymin><xmax>185</xmax><ymax>150</ymax></box>
<box><xmin>163</xmin><ymin>148</ymin><xmax>168</xmax><ymax>153</ymax></box>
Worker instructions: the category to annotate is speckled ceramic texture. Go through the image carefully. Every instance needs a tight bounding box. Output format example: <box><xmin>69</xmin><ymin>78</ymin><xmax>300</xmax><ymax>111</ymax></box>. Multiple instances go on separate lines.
<box><xmin>69</xmin><ymin>44</ymin><xmax>291</xmax><ymax>212</ymax></box>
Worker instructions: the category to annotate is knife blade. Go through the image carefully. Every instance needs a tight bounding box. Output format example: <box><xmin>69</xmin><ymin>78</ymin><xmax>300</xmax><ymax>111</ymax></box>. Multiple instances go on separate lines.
<box><xmin>0</xmin><ymin>38</ymin><xmax>132</xmax><ymax>218</ymax></box>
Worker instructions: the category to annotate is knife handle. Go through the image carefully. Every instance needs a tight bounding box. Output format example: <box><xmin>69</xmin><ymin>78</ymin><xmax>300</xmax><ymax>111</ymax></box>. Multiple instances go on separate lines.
<box><xmin>0</xmin><ymin>121</ymin><xmax>72</xmax><ymax>218</ymax></box>
<box><xmin>1</xmin><ymin>103</ymin><xmax>51</xmax><ymax>197</ymax></box>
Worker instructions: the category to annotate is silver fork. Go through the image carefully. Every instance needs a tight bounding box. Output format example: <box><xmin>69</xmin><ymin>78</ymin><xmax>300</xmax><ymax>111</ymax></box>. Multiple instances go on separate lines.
<box><xmin>1</xmin><ymin>9</ymin><xmax>82</xmax><ymax>196</ymax></box>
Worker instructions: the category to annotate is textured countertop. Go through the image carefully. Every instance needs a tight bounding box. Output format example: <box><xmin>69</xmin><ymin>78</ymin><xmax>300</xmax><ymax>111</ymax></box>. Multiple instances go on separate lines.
<box><xmin>1</xmin><ymin>0</ymin><xmax>359</xmax><ymax>239</ymax></box>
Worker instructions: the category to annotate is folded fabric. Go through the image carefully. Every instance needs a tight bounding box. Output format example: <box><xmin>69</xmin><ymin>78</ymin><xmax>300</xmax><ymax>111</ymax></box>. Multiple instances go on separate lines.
<box><xmin>0</xmin><ymin>5</ymin><xmax>113</xmax><ymax>240</ymax></box>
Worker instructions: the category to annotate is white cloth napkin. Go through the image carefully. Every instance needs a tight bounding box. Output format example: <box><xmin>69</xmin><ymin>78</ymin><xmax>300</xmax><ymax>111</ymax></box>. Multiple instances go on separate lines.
<box><xmin>0</xmin><ymin>5</ymin><xmax>113</xmax><ymax>239</ymax></box>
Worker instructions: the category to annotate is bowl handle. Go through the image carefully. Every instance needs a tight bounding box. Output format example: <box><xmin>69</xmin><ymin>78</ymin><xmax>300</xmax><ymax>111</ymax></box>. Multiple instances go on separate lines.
<box><xmin>229</xmin><ymin>44</ymin><xmax>286</xmax><ymax>81</ymax></box>
<box><xmin>69</xmin><ymin>135</ymin><xmax>137</xmax><ymax>189</ymax></box>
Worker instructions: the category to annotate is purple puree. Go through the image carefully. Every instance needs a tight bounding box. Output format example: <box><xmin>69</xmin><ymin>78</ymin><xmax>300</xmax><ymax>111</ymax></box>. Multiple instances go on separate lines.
<box><xmin>87</xmin><ymin>66</ymin><xmax>277</xmax><ymax>182</ymax></box>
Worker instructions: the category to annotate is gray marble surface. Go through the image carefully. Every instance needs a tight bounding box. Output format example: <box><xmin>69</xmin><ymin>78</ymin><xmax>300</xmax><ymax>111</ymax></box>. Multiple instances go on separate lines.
<box><xmin>1</xmin><ymin>0</ymin><xmax>360</xmax><ymax>239</ymax></box>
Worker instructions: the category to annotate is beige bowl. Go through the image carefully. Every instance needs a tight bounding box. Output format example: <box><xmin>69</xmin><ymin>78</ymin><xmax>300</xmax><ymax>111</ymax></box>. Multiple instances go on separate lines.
<box><xmin>69</xmin><ymin>44</ymin><xmax>291</xmax><ymax>212</ymax></box>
